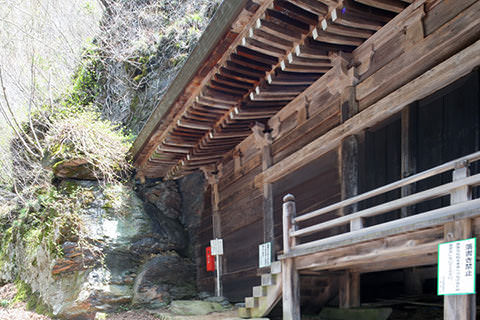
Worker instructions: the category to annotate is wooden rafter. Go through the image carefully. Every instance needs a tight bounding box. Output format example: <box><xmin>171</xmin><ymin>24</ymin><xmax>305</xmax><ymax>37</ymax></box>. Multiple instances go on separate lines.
<box><xmin>132</xmin><ymin>0</ymin><xmax>410</xmax><ymax>178</ymax></box>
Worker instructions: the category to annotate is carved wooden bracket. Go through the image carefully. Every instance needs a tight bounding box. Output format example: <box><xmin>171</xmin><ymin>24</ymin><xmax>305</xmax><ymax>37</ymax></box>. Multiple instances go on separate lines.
<box><xmin>357</xmin><ymin>43</ymin><xmax>375</xmax><ymax>76</ymax></box>
<box><xmin>354</xmin><ymin>2</ymin><xmax>425</xmax><ymax>76</ymax></box>
<box><xmin>200</xmin><ymin>164</ymin><xmax>219</xmax><ymax>186</ymax></box>
<box><xmin>403</xmin><ymin>5</ymin><xmax>426</xmax><ymax>50</ymax></box>
<box><xmin>326</xmin><ymin>53</ymin><xmax>358</xmax><ymax>96</ymax></box>
<box><xmin>233</xmin><ymin>148</ymin><xmax>243</xmax><ymax>175</ymax></box>
<box><xmin>251</xmin><ymin>122</ymin><xmax>273</xmax><ymax>149</ymax></box>
<box><xmin>269</xmin><ymin>117</ymin><xmax>281</xmax><ymax>140</ymax></box>
<box><xmin>297</xmin><ymin>96</ymin><xmax>311</xmax><ymax>124</ymax></box>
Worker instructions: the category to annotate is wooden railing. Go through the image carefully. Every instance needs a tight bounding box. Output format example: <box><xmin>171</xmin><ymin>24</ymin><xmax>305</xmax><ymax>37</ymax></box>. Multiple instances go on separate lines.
<box><xmin>281</xmin><ymin>150</ymin><xmax>480</xmax><ymax>259</ymax></box>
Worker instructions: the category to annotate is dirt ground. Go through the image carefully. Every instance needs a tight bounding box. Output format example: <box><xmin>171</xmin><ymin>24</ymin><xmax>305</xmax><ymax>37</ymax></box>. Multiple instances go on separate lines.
<box><xmin>0</xmin><ymin>283</ymin><xmax>50</xmax><ymax>320</ymax></box>
<box><xmin>0</xmin><ymin>283</ymin><xmax>247</xmax><ymax>320</ymax></box>
<box><xmin>107</xmin><ymin>309</ymin><xmax>242</xmax><ymax>320</ymax></box>
<box><xmin>0</xmin><ymin>304</ymin><xmax>243</xmax><ymax>320</ymax></box>
<box><xmin>0</xmin><ymin>283</ymin><xmax>446</xmax><ymax>320</ymax></box>
<box><xmin>0</xmin><ymin>308</ymin><xmax>243</xmax><ymax>320</ymax></box>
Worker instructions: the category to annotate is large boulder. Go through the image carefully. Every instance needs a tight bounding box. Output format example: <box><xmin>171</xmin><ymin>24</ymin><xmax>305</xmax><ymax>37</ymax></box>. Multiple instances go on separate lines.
<box><xmin>142</xmin><ymin>181</ymin><xmax>181</xmax><ymax>220</ymax></box>
<box><xmin>132</xmin><ymin>253</ymin><xmax>196</xmax><ymax>308</ymax></box>
<box><xmin>168</xmin><ymin>300</ymin><xmax>224</xmax><ymax>315</ymax></box>
<box><xmin>51</xmin><ymin>159</ymin><xmax>97</xmax><ymax>180</ymax></box>
<box><xmin>178</xmin><ymin>171</ymin><xmax>205</xmax><ymax>230</ymax></box>
<box><xmin>0</xmin><ymin>180</ymin><xmax>193</xmax><ymax>319</ymax></box>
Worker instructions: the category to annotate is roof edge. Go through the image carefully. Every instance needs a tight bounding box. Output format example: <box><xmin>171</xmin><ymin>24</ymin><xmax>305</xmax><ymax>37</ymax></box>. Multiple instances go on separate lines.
<box><xmin>131</xmin><ymin>0</ymin><xmax>250</xmax><ymax>163</ymax></box>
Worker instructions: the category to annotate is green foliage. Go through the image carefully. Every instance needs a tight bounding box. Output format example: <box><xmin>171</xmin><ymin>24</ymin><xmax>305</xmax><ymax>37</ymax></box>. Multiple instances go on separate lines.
<box><xmin>0</xmin><ymin>183</ymin><xmax>100</xmax><ymax>267</ymax></box>
<box><xmin>0</xmin><ymin>299</ymin><xmax>9</xmax><ymax>308</ymax></box>
<box><xmin>103</xmin><ymin>183</ymin><xmax>132</xmax><ymax>215</ymax></box>
<box><xmin>45</xmin><ymin>109</ymin><xmax>132</xmax><ymax>182</ymax></box>
<box><xmin>65</xmin><ymin>43</ymin><xmax>102</xmax><ymax>108</ymax></box>
<box><xmin>13</xmin><ymin>280</ymin><xmax>53</xmax><ymax>317</ymax></box>
<box><xmin>0</xmin><ymin>225</ymin><xmax>14</xmax><ymax>271</ymax></box>
<box><xmin>12</xmin><ymin>279</ymin><xmax>31</xmax><ymax>304</ymax></box>
<box><xmin>83</xmin><ymin>1</ymin><xmax>96</xmax><ymax>15</ymax></box>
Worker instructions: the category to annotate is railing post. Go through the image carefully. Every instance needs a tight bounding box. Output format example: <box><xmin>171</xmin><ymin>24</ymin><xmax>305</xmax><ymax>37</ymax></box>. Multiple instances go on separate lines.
<box><xmin>339</xmin><ymin>271</ymin><xmax>361</xmax><ymax>308</ymax></box>
<box><xmin>444</xmin><ymin>161</ymin><xmax>475</xmax><ymax>320</ymax></box>
<box><xmin>282</xmin><ymin>194</ymin><xmax>300</xmax><ymax>320</ymax></box>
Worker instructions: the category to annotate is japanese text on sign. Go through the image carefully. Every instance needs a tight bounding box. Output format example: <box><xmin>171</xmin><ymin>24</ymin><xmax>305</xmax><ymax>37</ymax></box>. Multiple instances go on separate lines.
<box><xmin>210</xmin><ymin>238</ymin><xmax>223</xmax><ymax>256</ymax></box>
<box><xmin>206</xmin><ymin>246</ymin><xmax>215</xmax><ymax>272</ymax></box>
<box><xmin>438</xmin><ymin>238</ymin><xmax>476</xmax><ymax>295</ymax></box>
<box><xmin>259</xmin><ymin>242</ymin><xmax>272</xmax><ymax>268</ymax></box>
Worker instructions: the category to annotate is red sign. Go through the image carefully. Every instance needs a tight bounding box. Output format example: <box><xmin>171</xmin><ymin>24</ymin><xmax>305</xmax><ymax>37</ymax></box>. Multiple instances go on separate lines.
<box><xmin>206</xmin><ymin>246</ymin><xmax>215</xmax><ymax>271</ymax></box>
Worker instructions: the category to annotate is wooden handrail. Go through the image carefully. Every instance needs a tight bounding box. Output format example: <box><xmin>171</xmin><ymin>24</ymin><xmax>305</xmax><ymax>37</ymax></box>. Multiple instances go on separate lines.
<box><xmin>280</xmin><ymin>198</ymin><xmax>480</xmax><ymax>259</ymax></box>
<box><xmin>282</xmin><ymin>150</ymin><xmax>480</xmax><ymax>258</ymax></box>
<box><xmin>291</xmin><ymin>173</ymin><xmax>480</xmax><ymax>238</ymax></box>
<box><xmin>295</xmin><ymin>151</ymin><xmax>480</xmax><ymax>223</ymax></box>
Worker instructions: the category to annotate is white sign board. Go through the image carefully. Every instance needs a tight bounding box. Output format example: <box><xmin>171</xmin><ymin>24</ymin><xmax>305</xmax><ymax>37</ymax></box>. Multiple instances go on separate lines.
<box><xmin>438</xmin><ymin>238</ymin><xmax>476</xmax><ymax>295</ymax></box>
<box><xmin>259</xmin><ymin>242</ymin><xmax>272</xmax><ymax>268</ymax></box>
<box><xmin>210</xmin><ymin>239</ymin><xmax>223</xmax><ymax>256</ymax></box>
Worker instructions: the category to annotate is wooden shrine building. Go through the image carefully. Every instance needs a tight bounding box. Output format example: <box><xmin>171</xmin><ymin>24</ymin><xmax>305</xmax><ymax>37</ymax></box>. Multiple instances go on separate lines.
<box><xmin>132</xmin><ymin>0</ymin><xmax>480</xmax><ymax>318</ymax></box>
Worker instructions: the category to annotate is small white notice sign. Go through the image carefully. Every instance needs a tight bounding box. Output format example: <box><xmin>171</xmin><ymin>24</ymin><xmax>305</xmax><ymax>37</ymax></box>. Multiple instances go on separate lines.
<box><xmin>210</xmin><ymin>239</ymin><xmax>223</xmax><ymax>256</ymax></box>
<box><xmin>259</xmin><ymin>242</ymin><xmax>272</xmax><ymax>268</ymax></box>
<box><xmin>438</xmin><ymin>238</ymin><xmax>476</xmax><ymax>295</ymax></box>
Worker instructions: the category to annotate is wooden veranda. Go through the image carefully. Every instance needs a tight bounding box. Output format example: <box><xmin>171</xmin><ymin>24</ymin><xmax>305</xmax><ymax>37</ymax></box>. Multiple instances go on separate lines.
<box><xmin>280</xmin><ymin>150</ymin><xmax>480</xmax><ymax>319</ymax></box>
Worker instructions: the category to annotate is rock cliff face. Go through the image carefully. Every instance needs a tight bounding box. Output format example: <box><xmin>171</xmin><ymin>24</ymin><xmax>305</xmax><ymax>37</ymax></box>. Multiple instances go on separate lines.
<box><xmin>93</xmin><ymin>0</ymin><xmax>221</xmax><ymax>135</ymax></box>
<box><xmin>0</xmin><ymin>173</ymin><xmax>205</xmax><ymax>319</ymax></box>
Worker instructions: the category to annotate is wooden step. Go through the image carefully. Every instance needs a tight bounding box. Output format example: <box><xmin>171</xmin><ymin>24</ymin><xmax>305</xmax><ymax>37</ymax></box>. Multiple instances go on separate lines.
<box><xmin>238</xmin><ymin>263</ymin><xmax>283</xmax><ymax>318</ymax></box>
<box><xmin>253</xmin><ymin>285</ymin><xmax>267</xmax><ymax>297</ymax></box>
<box><xmin>271</xmin><ymin>261</ymin><xmax>282</xmax><ymax>274</ymax></box>
<box><xmin>245</xmin><ymin>296</ymin><xmax>259</xmax><ymax>308</ymax></box>
<box><xmin>238</xmin><ymin>307</ymin><xmax>251</xmax><ymax>318</ymax></box>
<box><xmin>261</xmin><ymin>273</ymin><xmax>277</xmax><ymax>286</ymax></box>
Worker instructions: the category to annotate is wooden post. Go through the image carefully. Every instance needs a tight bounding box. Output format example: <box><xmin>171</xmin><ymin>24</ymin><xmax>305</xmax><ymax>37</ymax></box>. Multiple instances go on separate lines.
<box><xmin>252</xmin><ymin>123</ymin><xmax>275</xmax><ymax>246</ymax></box>
<box><xmin>202</xmin><ymin>166</ymin><xmax>223</xmax><ymax>297</ymax></box>
<box><xmin>282</xmin><ymin>194</ymin><xmax>300</xmax><ymax>320</ymax></box>
<box><xmin>444</xmin><ymin>162</ymin><xmax>475</xmax><ymax>320</ymax></box>
<box><xmin>337</xmin><ymin>62</ymin><xmax>362</xmax><ymax>306</ymax></box>
<box><xmin>339</xmin><ymin>135</ymin><xmax>363</xmax><ymax>230</ymax></box>
<box><xmin>337</xmin><ymin>56</ymin><xmax>361</xmax><ymax>229</ymax></box>
<box><xmin>401</xmin><ymin>105</ymin><xmax>417</xmax><ymax>218</ymax></box>
<box><xmin>401</xmin><ymin>105</ymin><xmax>422</xmax><ymax>294</ymax></box>
<box><xmin>233</xmin><ymin>149</ymin><xmax>243</xmax><ymax>176</ymax></box>
<box><xmin>404</xmin><ymin>267</ymin><xmax>423</xmax><ymax>295</ymax></box>
<box><xmin>339</xmin><ymin>271</ymin><xmax>361</xmax><ymax>309</ymax></box>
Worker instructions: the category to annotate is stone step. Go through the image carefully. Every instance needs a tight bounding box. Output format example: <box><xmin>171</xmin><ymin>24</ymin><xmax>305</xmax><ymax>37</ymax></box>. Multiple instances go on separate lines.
<box><xmin>270</xmin><ymin>261</ymin><xmax>281</xmax><ymax>274</ymax></box>
<box><xmin>252</xmin><ymin>285</ymin><xmax>267</xmax><ymax>297</ymax></box>
<box><xmin>238</xmin><ymin>307</ymin><xmax>251</xmax><ymax>318</ymax></box>
<box><xmin>245</xmin><ymin>296</ymin><xmax>258</xmax><ymax>308</ymax></box>
<box><xmin>261</xmin><ymin>273</ymin><xmax>276</xmax><ymax>286</ymax></box>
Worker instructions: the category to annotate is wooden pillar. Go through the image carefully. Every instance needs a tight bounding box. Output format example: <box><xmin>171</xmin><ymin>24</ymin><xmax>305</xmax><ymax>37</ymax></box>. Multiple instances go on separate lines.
<box><xmin>401</xmin><ymin>105</ymin><xmax>423</xmax><ymax>294</ymax></box>
<box><xmin>401</xmin><ymin>105</ymin><xmax>417</xmax><ymax>218</ymax></box>
<box><xmin>444</xmin><ymin>162</ymin><xmax>475</xmax><ymax>320</ymax></box>
<box><xmin>338</xmin><ymin>137</ymin><xmax>361</xmax><ymax>306</ymax></box>
<box><xmin>339</xmin><ymin>136</ymin><xmax>360</xmax><ymax>218</ymax></box>
<box><xmin>252</xmin><ymin>123</ymin><xmax>275</xmax><ymax>245</ymax></box>
<box><xmin>337</xmin><ymin>57</ymin><xmax>362</xmax><ymax>307</ymax></box>
<box><xmin>202</xmin><ymin>165</ymin><xmax>223</xmax><ymax>296</ymax></box>
<box><xmin>339</xmin><ymin>271</ymin><xmax>361</xmax><ymax>309</ymax></box>
<box><xmin>338</xmin><ymin>55</ymin><xmax>360</xmax><ymax>222</ymax></box>
<box><xmin>341</xmin><ymin>86</ymin><xmax>358</xmax><ymax>123</ymax></box>
<box><xmin>282</xmin><ymin>194</ymin><xmax>300</xmax><ymax>320</ymax></box>
<box><xmin>404</xmin><ymin>267</ymin><xmax>423</xmax><ymax>295</ymax></box>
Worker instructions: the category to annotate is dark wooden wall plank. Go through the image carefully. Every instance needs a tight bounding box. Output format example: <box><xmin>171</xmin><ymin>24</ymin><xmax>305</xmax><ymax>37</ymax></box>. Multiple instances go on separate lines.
<box><xmin>272</xmin><ymin>150</ymin><xmax>341</xmax><ymax>252</ymax></box>
<box><xmin>361</xmin><ymin>117</ymin><xmax>402</xmax><ymax>226</ymax></box>
<box><xmin>415</xmin><ymin>70</ymin><xmax>480</xmax><ymax>212</ymax></box>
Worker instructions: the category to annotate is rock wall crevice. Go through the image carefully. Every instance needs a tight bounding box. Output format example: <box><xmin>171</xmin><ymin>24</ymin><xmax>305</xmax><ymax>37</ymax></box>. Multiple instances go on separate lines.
<box><xmin>0</xmin><ymin>171</ymin><xmax>206</xmax><ymax>319</ymax></box>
